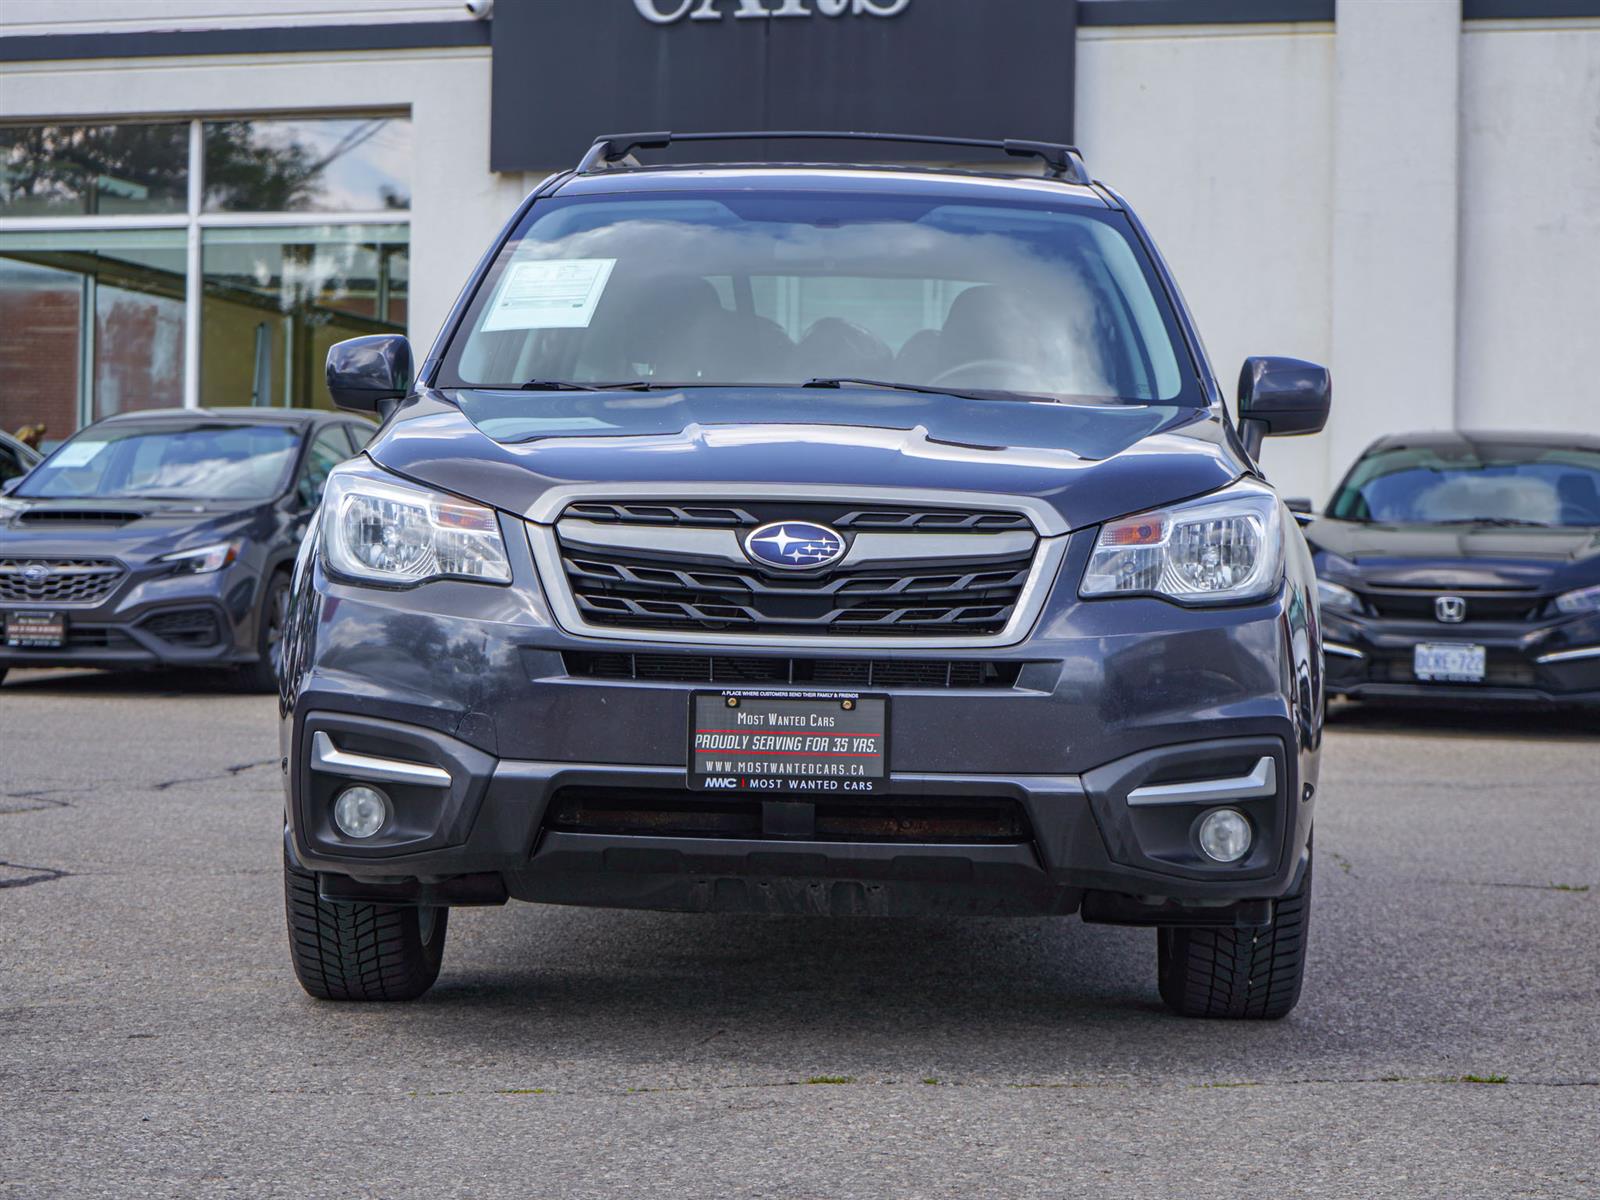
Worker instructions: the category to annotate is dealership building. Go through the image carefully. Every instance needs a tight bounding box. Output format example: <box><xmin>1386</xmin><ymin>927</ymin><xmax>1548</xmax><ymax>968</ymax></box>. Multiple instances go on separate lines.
<box><xmin>1</xmin><ymin>0</ymin><xmax>1597</xmax><ymax>501</ymax></box>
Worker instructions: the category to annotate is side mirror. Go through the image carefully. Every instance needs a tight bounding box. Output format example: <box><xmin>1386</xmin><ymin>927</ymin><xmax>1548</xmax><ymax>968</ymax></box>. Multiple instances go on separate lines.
<box><xmin>326</xmin><ymin>335</ymin><xmax>413</xmax><ymax>415</ymax></box>
<box><xmin>1237</xmin><ymin>356</ymin><xmax>1331</xmax><ymax>460</ymax></box>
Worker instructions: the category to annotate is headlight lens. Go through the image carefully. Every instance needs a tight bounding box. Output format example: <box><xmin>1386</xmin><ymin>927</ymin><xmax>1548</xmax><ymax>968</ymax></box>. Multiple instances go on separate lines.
<box><xmin>322</xmin><ymin>468</ymin><xmax>511</xmax><ymax>586</ymax></box>
<box><xmin>1080</xmin><ymin>483</ymin><xmax>1284</xmax><ymax>605</ymax></box>
<box><xmin>159</xmin><ymin>541</ymin><xmax>238</xmax><ymax>575</ymax></box>
<box><xmin>1316</xmin><ymin>578</ymin><xmax>1361</xmax><ymax>613</ymax></box>
<box><xmin>1554</xmin><ymin>584</ymin><xmax>1600</xmax><ymax>615</ymax></box>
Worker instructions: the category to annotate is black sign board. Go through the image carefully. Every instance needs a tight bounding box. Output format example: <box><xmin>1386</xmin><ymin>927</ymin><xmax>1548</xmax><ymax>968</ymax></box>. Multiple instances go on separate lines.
<box><xmin>491</xmin><ymin>0</ymin><xmax>1077</xmax><ymax>172</ymax></box>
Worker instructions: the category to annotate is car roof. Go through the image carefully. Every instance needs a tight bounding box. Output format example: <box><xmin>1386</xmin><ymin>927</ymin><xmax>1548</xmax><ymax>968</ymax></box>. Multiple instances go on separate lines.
<box><xmin>94</xmin><ymin>406</ymin><xmax>348</xmax><ymax>428</ymax></box>
<box><xmin>552</xmin><ymin>165</ymin><xmax>1110</xmax><ymax>209</ymax></box>
<box><xmin>1365</xmin><ymin>430</ymin><xmax>1600</xmax><ymax>455</ymax></box>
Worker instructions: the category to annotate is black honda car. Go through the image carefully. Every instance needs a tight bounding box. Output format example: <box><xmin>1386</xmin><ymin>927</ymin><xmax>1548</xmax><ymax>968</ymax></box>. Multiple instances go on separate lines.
<box><xmin>0</xmin><ymin>408</ymin><xmax>370</xmax><ymax>689</ymax></box>
<box><xmin>1309</xmin><ymin>431</ymin><xmax>1600</xmax><ymax>708</ymax></box>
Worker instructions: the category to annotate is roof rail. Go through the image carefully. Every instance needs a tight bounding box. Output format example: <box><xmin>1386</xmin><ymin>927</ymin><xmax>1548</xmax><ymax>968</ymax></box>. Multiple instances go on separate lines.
<box><xmin>575</xmin><ymin>130</ymin><xmax>1091</xmax><ymax>185</ymax></box>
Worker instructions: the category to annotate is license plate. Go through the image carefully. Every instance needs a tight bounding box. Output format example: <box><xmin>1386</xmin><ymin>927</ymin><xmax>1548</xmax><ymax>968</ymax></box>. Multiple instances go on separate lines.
<box><xmin>688</xmin><ymin>691</ymin><xmax>889</xmax><ymax>794</ymax></box>
<box><xmin>4</xmin><ymin>610</ymin><xmax>66</xmax><ymax>648</ymax></box>
<box><xmin>1414</xmin><ymin>642</ymin><xmax>1486</xmax><ymax>683</ymax></box>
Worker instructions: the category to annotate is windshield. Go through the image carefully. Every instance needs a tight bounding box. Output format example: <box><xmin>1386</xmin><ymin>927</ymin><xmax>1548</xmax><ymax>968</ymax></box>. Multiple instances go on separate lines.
<box><xmin>17</xmin><ymin>423</ymin><xmax>300</xmax><ymax>501</ymax></box>
<box><xmin>438</xmin><ymin>189</ymin><xmax>1198</xmax><ymax>405</ymax></box>
<box><xmin>1328</xmin><ymin>443</ymin><xmax>1600</xmax><ymax>527</ymax></box>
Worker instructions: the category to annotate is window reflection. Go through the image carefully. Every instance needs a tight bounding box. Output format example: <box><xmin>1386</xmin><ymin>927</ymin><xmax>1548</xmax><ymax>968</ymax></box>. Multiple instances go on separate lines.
<box><xmin>200</xmin><ymin>224</ymin><xmax>408</xmax><ymax>409</ymax></box>
<box><xmin>203</xmin><ymin>118</ymin><xmax>411</xmax><ymax>213</ymax></box>
<box><xmin>0</xmin><ymin>123</ymin><xmax>189</xmax><ymax>217</ymax></box>
<box><xmin>0</xmin><ymin>229</ymin><xmax>187</xmax><ymax>439</ymax></box>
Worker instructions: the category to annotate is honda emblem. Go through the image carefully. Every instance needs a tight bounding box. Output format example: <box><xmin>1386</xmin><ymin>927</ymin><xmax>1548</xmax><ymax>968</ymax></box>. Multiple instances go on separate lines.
<box><xmin>1434</xmin><ymin>595</ymin><xmax>1467</xmax><ymax>623</ymax></box>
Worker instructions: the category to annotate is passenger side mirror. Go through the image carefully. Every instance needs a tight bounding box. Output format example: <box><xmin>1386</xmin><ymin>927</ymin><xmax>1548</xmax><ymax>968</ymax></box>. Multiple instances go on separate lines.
<box><xmin>1237</xmin><ymin>356</ymin><xmax>1331</xmax><ymax>460</ymax></box>
<box><xmin>326</xmin><ymin>335</ymin><xmax>413</xmax><ymax>416</ymax></box>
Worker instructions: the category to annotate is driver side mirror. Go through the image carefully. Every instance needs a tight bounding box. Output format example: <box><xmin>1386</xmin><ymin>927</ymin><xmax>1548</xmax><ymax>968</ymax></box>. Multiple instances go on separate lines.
<box><xmin>1237</xmin><ymin>356</ymin><xmax>1331</xmax><ymax>460</ymax></box>
<box><xmin>326</xmin><ymin>334</ymin><xmax>413</xmax><ymax>415</ymax></box>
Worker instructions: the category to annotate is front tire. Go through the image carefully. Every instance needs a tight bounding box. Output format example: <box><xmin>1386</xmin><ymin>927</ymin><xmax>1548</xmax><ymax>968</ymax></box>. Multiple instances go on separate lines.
<box><xmin>283</xmin><ymin>846</ymin><xmax>447</xmax><ymax>1001</ymax></box>
<box><xmin>1157</xmin><ymin>854</ymin><xmax>1312</xmax><ymax>1020</ymax></box>
<box><xmin>236</xmin><ymin>571</ymin><xmax>290</xmax><ymax>694</ymax></box>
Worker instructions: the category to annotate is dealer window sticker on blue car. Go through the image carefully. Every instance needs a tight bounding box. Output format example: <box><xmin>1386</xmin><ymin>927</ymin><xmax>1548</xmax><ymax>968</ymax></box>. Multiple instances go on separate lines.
<box><xmin>48</xmin><ymin>440</ymin><xmax>108</xmax><ymax>469</ymax></box>
<box><xmin>480</xmin><ymin>257</ymin><xmax>617</xmax><ymax>331</ymax></box>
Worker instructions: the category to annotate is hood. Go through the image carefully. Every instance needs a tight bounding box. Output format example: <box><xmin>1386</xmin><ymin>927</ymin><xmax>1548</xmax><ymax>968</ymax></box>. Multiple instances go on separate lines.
<box><xmin>1306</xmin><ymin>517</ymin><xmax>1600</xmax><ymax>589</ymax></box>
<box><xmin>368</xmin><ymin>387</ymin><xmax>1245</xmax><ymax>532</ymax></box>
<box><xmin>0</xmin><ymin>496</ymin><xmax>264</xmax><ymax>559</ymax></box>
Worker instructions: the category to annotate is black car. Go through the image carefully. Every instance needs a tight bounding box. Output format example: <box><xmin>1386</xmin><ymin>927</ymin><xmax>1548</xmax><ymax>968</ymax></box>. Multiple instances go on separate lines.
<box><xmin>0</xmin><ymin>407</ymin><xmax>370</xmax><ymax>690</ymax></box>
<box><xmin>1308</xmin><ymin>431</ymin><xmax>1600</xmax><ymax>708</ymax></box>
<box><xmin>281</xmin><ymin>131</ymin><xmax>1332</xmax><ymax>1018</ymax></box>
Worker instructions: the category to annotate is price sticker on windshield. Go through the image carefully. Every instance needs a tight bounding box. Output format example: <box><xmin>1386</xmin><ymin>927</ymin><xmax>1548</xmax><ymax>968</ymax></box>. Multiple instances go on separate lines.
<box><xmin>481</xmin><ymin>258</ymin><xmax>617</xmax><ymax>332</ymax></box>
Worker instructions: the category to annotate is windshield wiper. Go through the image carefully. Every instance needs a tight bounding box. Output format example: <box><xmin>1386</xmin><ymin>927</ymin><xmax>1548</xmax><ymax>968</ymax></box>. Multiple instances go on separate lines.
<box><xmin>803</xmin><ymin>376</ymin><xmax>1042</xmax><ymax>405</ymax></box>
<box><xmin>1432</xmin><ymin>517</ymin><xmax>1554</xmax><ymax>528</ymax></box>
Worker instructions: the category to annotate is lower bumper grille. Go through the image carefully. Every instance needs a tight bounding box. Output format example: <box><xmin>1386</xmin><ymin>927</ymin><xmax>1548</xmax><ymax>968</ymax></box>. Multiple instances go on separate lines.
<box><xmin>563</xmin><ymin>651</ymin><xmax>1022</xmax><ymax>689</ymax></box>
<box><xmin>141</xmin><ymin>608</ymin><xmax>222</xmax><ymax>648</ymax></box>
<box><xmin>546</xmin><ymin>786</ymin><xmax>1032</xmax><ymax>843</ymax></box>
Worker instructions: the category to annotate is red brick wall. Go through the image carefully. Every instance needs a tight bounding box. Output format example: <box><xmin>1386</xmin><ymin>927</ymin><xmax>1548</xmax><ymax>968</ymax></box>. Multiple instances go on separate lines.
<box><xmin>0</xmin><ymin>286</ymin><xmax>80</xmax><ymax>444</ymax></box>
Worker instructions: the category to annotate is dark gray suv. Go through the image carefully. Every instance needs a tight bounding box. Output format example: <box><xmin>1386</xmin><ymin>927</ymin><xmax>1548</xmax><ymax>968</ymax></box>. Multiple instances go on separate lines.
<box><xmin>281</xmin><ymin>133</ymin><xmax>1331</xmax><ymax>1018</ymax></box>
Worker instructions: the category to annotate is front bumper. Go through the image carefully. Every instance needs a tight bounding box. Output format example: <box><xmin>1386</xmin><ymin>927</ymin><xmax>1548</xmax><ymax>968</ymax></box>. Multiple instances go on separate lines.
<box><xmin>0</xmin><ymin>562</ymin><xmax>263</xmax><ymax>671</ymax></box>
<box><xmin>282</xmin><ymin>528</ymin><xmax>1321</xmax><ymax>920</ymax></box>
<box><xmin>1321</xmin><ymin>609</ymin><xmax>1600</xmax><ymax>707</ymax></box>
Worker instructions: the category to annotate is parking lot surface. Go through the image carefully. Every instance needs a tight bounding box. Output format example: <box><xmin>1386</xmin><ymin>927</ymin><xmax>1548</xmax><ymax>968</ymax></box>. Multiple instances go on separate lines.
<box><xmin>2</xmin><ymin>669</ymin><xmax>1596</xmax><ymax>1199</ymax></box>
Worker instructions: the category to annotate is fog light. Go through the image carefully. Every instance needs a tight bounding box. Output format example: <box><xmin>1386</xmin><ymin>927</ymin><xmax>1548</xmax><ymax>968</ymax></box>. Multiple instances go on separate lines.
<box><xmin>1197</xmin><ymin>808</ymin><xmax>1252</xmax><ymax>863</ymax></box>
<box><xmin>333</xmin><ymin>785</ymin><xmax>390</xmax><ymax>839</ymax></box>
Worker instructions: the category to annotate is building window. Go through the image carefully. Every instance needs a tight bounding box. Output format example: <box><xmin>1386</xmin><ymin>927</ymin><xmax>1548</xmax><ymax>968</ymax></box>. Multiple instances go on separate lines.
<box><xmin>0</xmin><ymin>116</ymin><xmax>410</xmax><ymax>446</ymax></box>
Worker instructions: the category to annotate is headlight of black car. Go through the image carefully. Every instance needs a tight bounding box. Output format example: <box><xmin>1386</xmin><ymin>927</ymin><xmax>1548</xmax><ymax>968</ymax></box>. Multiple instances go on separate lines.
<box><xmin>321</xmin><ymin>465</ymin><xmax>512</xmax><ymax>587</ymax></box>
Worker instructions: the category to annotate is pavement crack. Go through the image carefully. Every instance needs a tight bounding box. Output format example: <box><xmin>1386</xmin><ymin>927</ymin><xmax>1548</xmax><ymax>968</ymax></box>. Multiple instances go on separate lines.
<box><xmin>1425</xmin><ymin>878</ymin><xmax>1592</xmax><ymax>894</ymax></box>
<box><xmin>0</xmin><ymin>789</ymin><xmax>76</xmax><ymax>815</ymax></box>
<box><xmin>150</xmin><ymin>759</ymin><xmax>276</xmax><ymax>792</ymax></box>
<box><xmin>0</xmin><ymin>861</ymin><xmax>73</xmax><ymax>890</ymax></box>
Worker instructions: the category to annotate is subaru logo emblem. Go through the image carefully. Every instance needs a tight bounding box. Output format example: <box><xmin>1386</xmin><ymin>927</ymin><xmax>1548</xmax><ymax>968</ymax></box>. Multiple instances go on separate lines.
<box><xmin>21</xmin><ymin>563</ymin><xmax>50</xmax><ymax>585</ymax></box>
<box><xmin>743</xmin><ymin>521</ymin><xmax>846</xmax><ymax>571</ymax></box>
<box><xmin>1435</xmin><ymin>595</ymin><xmax>1467</xmax><ymax>623</ymax></box>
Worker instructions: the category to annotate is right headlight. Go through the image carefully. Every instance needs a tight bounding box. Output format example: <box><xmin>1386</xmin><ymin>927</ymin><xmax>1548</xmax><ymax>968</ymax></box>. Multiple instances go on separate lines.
<box><xmin>321</xmin><ymin>466</ymin><xmax>511</xmax><ymax>586</ymax></box>
<box><xmin>1080</xmin><ymin>482</ymin><xmax>1284</xmax><ymax>605</ymax></box>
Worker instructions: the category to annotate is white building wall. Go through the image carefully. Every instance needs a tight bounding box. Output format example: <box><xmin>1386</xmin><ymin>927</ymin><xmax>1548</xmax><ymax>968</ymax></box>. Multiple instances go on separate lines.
<box><xmin>0</xmin><ymin>1</ymin><xmax>470</xmax><ymax>35</ymax></box>
<box><xmin>1076</xmin><ymin>20</ymin><xmax>1336</xmax><ymax>503</ymax></box>
<box><xmin>1457</xmin><ymin>19</ymin><xmax>1600</xmax><ymax>440</ymax></box>
<box><xmin>0</xmin><ymin>46</ymin><xmax>529</xmax><ymax>360</ymax></box>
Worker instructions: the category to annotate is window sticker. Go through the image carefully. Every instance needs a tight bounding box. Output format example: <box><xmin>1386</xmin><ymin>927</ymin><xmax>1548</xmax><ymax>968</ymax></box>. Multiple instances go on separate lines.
<box><xmin>481</xmin><ymin>258</ymin><xmax>617</xmax><ymax>331</ymax></box>
<box><xmin>50</xmin><ymin>441</ymin><xmax>108</xmax><ymax>469</ymax></box>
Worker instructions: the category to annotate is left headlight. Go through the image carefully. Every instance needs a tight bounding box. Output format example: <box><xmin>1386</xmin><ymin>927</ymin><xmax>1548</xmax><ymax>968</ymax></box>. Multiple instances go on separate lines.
<box><xmin>322</xmin><ymin>467</ymin><xmax>511</xmax><ymax>586</ymax></box>
<box><xmin>159</xmin><ymin>541</ymin><xmax>238</xmax><ymax>575</ymax></box>
<box><xmin>1080</xmin><ymin>482</ymin><xmax>1284</xmax><ymax>605</ymax></box>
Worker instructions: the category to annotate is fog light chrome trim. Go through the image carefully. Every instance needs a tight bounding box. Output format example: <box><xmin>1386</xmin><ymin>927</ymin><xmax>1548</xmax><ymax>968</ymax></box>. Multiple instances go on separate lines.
<box><xmin>309</xmin><ymin>731</ymin><xmax>451</xmax><ymax>788</ymax></box>
<box><xmin>1323</xmin><ymin>641</ymin><xmax>1366</xmax><ymax>660</ymax></box>
<box><xmin>1534</xmin><ymin>645</ymin><xmax>1600</xmax><ymax>665</ymax></box>
<box><xmin>1127</xmin><ymin>756</ymin><xmax>1276</xmax><ymax>807</ymax></box>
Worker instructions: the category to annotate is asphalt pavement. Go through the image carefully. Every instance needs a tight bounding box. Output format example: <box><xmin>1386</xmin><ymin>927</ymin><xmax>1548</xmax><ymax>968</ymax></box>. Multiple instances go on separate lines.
<box><xmin>2</xmin><ymin>668</ymin><xmax>1596</xmax><ymax>1199</ymax></box>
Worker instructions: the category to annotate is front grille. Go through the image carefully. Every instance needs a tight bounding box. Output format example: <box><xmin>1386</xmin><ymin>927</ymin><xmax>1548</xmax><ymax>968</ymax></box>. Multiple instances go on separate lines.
<box><xmin>142</xmin><ymin>608</ymin><xmax>221</xmax><ymax>647</ymax></box>
<box><xmin>0</xmin><ymin>558</ymin><xmax>125</xmax><ymax>605</ymax></box>
<box><xmin>546</xmin><ymin>786</ymin><xmax>1031</xmax><ymax>843</ymax></box>
<box><xmin>563</xmin><ymin>651</ymin><xmax>1023</xmax><ymax>689</ymax></box>
<box><xmin>550</xmin><ymin>498</ymin><xmax>1042</xmax><ymax>640</ymax></box>
<box><xmin>1361</xmin><ymin>588</ymin><xmax>1543</xmax><ymax>623</ymax></box>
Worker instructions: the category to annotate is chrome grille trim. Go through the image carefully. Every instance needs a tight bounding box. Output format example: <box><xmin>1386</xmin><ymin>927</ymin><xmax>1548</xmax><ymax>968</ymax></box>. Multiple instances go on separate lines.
<box><xmin>525</xmin><ymin>482</ymin><xmax>1070</xmax><ymax>535</ymax></box>
<box><xmin>527</xmin><ymin>487</ymin><xmax>1067</xmax><ymax>649</ymax></box>
<box><xmin>558</xmin><ymin>519</ymin><xmax>1037</xmax><ymax>570</ymax></box>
